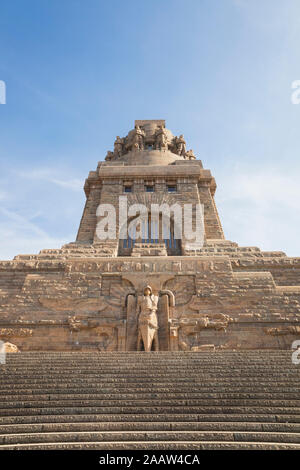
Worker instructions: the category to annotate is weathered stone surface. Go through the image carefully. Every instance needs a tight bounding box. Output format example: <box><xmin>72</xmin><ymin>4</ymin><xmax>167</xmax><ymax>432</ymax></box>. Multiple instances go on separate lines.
<box><xmin>0</xmin><ymin>351</ymin><xmax>300</xmax><ymax>449</ymax></box>
<box><xmin>0</xmin><ymin>120</ymin><xmax>299</xmax><ymax>351</ymax></box>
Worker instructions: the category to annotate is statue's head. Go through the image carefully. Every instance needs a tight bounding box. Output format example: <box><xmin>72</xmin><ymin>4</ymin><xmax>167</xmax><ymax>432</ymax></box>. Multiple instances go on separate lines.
<box><xmin>144</xmin><ymin>285</ymin><xmax>152</xmax><ymax>296</ymax></box>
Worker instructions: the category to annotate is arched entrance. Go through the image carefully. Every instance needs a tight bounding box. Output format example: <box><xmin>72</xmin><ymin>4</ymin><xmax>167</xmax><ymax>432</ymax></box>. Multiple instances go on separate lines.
<box><xmin>118</xmin><ymin>213</ymin><xmax>181</xmax><ymax>256</ymax></box>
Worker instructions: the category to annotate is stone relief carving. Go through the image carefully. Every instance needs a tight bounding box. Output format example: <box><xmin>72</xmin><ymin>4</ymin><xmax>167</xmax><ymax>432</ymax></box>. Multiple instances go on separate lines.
<box><xmin>0</xmin><ymin>328</ymin><xmax>33</xmax><ymax>338</ymax></box>
<box><xmin>177</xmin><ymin>312</ymin><xmax>232</xmax><ymax>351</ymax></box>
<box><xmin>68</xmin><ymin>319</ymin><xmax>118</xmax><ymax>351</ymax></box>
<box><xmin>164</xmin><ymin>276</ymin><xmax>195</xmax><ymax>306</ymax></box>
<box><xmin>179</xmin><ymin>333</ymin><xmax>216</xmax><ymax>352</ymax></box>
<box><xmin>98</xmin><ymin>333</ymin><xmax>112</xmax><ymax>351</ymax></box>
<box><xmin>39</xmin><ymin>296</ymin><xmax>109</xmax><ymax>314</ymax></box>
<box><xmin>94</xmin><ymin>327</ymin><xmax>117</xmax><ymax>351</ymax></box>
<box><xmin>68</xmin><ymin>316</ymin><xmax>90</xmax><ymax>331</ymax></box>
<box><xmin>180</xmin><ymin>313</ymin><xmax>232</xmax><ymax>331</ymax></box>
<box><xmin>265</xmin><ymin>326</ymin><xmax>300</xmax><ymax>336</ymax></box>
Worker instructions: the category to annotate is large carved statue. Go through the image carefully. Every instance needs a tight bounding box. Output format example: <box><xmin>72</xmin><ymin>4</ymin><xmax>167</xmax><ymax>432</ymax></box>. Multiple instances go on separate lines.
<box><xmin>105</xmin><ymin>150</ymin><xmax>114</xmax><ymax>161</ymax></box>
<box><xmin>131</xmin><ymin>125</ymin><xmax>145</xmax><ymax>150</ymax></box>
<box><xmin>175</xmin><ymin>134</ymin><xmax>186</xmax><ymax>156</ymax></box>
<box><xmin>154</xmin><ymin>125</ymin><xmax>168</xmax><ymax>150</ymax></box>
<box><xmin>113</xmin><ymin>136</ymin><xmax>124</xmax><ymax>158</ymax></box>
<box><xmin>185</xmin><ymin>149</ymin><xmax>196</xmax><ymax>160</ymax></box>
<box><xmin>137</xmin><ymin>285</ymin><xmax>159</xmax><ymax>351</ymax></box>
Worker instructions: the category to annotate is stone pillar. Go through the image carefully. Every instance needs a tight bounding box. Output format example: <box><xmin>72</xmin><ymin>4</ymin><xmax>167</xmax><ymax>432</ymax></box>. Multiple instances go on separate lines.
<box><xmin>198</xmin><ymin>182</ymin><xmax>224</xmax><ymax>240</ymax></box>
<box><xmin>117</xmin><ymin>321</ymin><xmax>127</xmax><ymax>351</ymax></box>
<box><xmin>126</xmin><ymin>294</ymin><xmax>137</xmax><ymax>351</ymax></box>
<box><xmin>76</xmin><ymin>184</ymin><xmax>101</xmax><ymax>243</ymax></box>
<box><xmin>158</xmin><ymin>294</ymin><xmax>170</xmax><ymax>351</ymax></box>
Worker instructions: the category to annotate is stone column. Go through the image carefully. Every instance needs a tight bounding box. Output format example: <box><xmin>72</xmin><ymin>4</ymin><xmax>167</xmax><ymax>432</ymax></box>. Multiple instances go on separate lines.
<box><xmin>76</xmin><ymin>184</ymin><xmax>101</xmax><ymax>243</ymax></box>
<box><xmin>126</xmin><ymin>294</ymin><xmax>137</xmax><ymax>351</ymax></box>
<box><xmin>117</xmin><ymin>321</ymin><xmax>127</xmax><ymax>351</ymax></box>
<box><xmin>170</xmin><ymin>325</ymin><xmax>179</xmax><ymax>351</ymax></box>
<box><xmin>198</xmin><ymin>181</ymin><xmax>224</xmax><ymax>240</ymax></box>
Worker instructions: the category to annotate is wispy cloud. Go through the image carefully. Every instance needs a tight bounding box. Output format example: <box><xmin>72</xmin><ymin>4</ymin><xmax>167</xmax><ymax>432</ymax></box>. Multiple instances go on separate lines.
<box><xmin>216</xmin><ymin>163</ymin><xmax>300</xmax><ymax>256</ymax></box>
<box><xmin>0</xmin><ymin>191</ymin><xmax>7</xmax><ymax>201</ymax></box>
<box><xmin>17</xmin><ymin>168</ymin><xmax>83</xmax><ymax>191</ymax></box>
<box><xmin>0</xmin><ymin>208</ymin><xmax>48</xmax><ymax>238</ymax></box>
<box><xmin>0</xmin><ymin>167</ymin><xmax>84</xmax><ymax>259</ymax></box>
<box><xmin>219</xmin><ymin>164</ymin><xmax>300</xmax><ymax>210</ymax></box>
<box><xmin>0</xmin><ymin>207</ymin><xmax>71</xmax><ymax>260</ymax></box>
<box><xmin>49</xmin><ymin>178</ymin><xmax>83</xmax><ymax>191</ymax></box>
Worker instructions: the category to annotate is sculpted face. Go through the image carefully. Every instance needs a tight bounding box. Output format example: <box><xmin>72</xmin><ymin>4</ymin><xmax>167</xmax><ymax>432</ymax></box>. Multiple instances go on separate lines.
<box><xmin>144</xmin><ymin>287</ymin><xmax>151</xmax><ymax>296</ymax></box>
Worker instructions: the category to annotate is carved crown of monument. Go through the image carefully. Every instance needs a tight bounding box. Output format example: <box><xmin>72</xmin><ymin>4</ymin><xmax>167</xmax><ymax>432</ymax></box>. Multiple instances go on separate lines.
<box><xmin>105</xmin><ymin>119</ymin><xmax>197</xmax><ymax>165</ymax></box>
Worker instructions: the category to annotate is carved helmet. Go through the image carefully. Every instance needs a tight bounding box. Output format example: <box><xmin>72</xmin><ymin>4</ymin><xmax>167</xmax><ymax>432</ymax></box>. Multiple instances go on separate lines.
<box><xmin>143</xmin><ymin>285</ymin><xmax>153</xmax><ymax>295</ymax></box>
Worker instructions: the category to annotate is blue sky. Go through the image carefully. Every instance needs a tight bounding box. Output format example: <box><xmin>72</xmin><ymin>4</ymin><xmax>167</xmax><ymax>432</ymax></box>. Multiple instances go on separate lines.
<box><xmin>0</xmin><ymin>0</ymin><xmax>299</xmax><ymax>259</ymax></box>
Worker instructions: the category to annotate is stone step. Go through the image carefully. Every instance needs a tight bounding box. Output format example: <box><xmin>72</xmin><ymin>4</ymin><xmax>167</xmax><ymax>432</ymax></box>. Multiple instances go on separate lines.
<box><xmin>5</xmin><ymin>352</ymin><xmax>292</xmax><ymax>356</ymax></box>
<box><xmin>1</xmin><ymin>421</ymin><xmax>299</xmax><ymax>435</ymax></box>
<box><xmin>1</xmin><ymin>351</ymin><xmax>299</xmax><ymax>450</ymax></box>
<box><xmin>8</xmin><ymin>354</ymin><xmax>293</xmax><ymax>357</ymax></box>
<box><xmin>3</xmin><ymin>362</ymin><xmax>296</xmax><ymax>366</ymax></box>
<box><xmin>4</xmin><ymin>354</ymin><xmax>294</xmax><ymax>362</ymax></box>
<box><xmin>1</xmin><ymin>413</ymin><xmax>299</xmax><ymax>425</ymax></box>
<box><xmin>0</xmin><ymin>406</ymin><xmax>299</xmax><ymax>417</ymax></box>
<box><xmin>2</xmin><ymin>378</ymin><xmax>297</xmax><ymax>386</ymax></box>
<box><xmin>2</xmin><ymin>368</ymin><xmax>297</xmax><ymax>375</ymax></box>
<box><xmin>5</xmin><ymin>361</ymin><xmax>293</xmax><ymax>367</ymax></box>
<box><xmin>1</xmin><ymin>398</ymin><xmax>300</xmax><ymax>410</ymax></box>
<box><xmin>1</xmin><ymin>430</ymin><xmax>300</xmax><ymax>445</ymax></box>
<box><xmin>5</xmin><ymin>358</ymin><xmax>292</xmax><ymax>365</ymax></box>
<box><xmin>4</xmin><ymin>354</ymin><xmax>293</xmax><ymax>360</ymax></box>
<box><xmin>2</xmin><ymin>377</ymin><xmax>299</xmax><ymax>386</ymax></box>
<box><xmin>3</xmin><ymin>362</ymin><xmax>295</xmax><ymax>367</ymax></box>
<box><xmin>0</xmin><ymin>391</ymin><xmax>299</xmax><ymax>402</ymax></box>
<box><xmin>2</xmin><ymin>369</ymin><xmax>298</xmax><ymax>376</ymax></box>
<box><xmin>1</xmin><ymin>369</ymin><xmax>299</xmax><ymax>382</ymax></box>
<box><xmin>1</xmin><ymin>441</ymin><xmax>300</xmax><ymax>450</ymax></box>
<box><xmin>0</xmin><ymin>386</ymin><xmax>298</xmax><ymax>396</ymax></box>
<box><xmin>4</xmin><ymin>354</ymin><xmax>294</xmax><ymax>360</ymax></box>
<box><xmin>11</xmin><ymin>351</ymin><xmax>287</xmax><ymax>354</ymax></box>
<box><xmin>2</xmin><ymin>355</ymin><xmax>296</xmax><ymax>362</ymax></box>
<box><xmin>3</xmin><ymin>382</ymin><xmax>298</xmax><ymax>393</ymax></box>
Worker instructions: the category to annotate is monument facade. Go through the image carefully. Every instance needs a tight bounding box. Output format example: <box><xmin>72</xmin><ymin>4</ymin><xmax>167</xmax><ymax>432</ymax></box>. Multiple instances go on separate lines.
<box><xmin>0</xmin><ymin>120</ymin><xmax>300</xmax><ymax>351</ymax></box>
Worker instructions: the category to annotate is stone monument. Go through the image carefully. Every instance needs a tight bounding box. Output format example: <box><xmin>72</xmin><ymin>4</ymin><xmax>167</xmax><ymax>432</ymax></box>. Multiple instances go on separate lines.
<box><xmin>0</xmin><ymin>119</ymin><xmax>300</xmax><ymax>352</ymax></box>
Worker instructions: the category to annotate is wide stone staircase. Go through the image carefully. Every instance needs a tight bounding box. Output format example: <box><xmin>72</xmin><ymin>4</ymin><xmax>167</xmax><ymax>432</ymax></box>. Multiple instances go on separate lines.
<box><xmin>0</xmin><ymin>351</ymin><xmax>299</xmax><ymax>450</ymax></box>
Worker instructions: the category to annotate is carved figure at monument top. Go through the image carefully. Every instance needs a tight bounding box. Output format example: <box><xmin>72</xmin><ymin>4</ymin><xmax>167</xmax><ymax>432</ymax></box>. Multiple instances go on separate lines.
<box><xmin>131</xmin><ymin>125</ymin><xmax>146</xmax><ymax>150</ymax></box>
<box><xmin>114</xmin><ymin>136</ymin><xmax>124</xmax><ymax>158</ymax></box>
<box><xmin>175</xmin><ymin>134</ymin><xmax>186</xmax><ymax>156</ymax></box>
<box><xmin>105</xmin><ymin>150</ymin><xmax>114</xmax><ymax>161</ymax></box>
<box><xmin>154</xmin><ymin>125</ymin><xmax>168</xmax><ymax>150</ymax></box>
<box><xmin>185</xmin><ymin>149</ymin><xmax>196</xmax><ymax>160</ymax></box>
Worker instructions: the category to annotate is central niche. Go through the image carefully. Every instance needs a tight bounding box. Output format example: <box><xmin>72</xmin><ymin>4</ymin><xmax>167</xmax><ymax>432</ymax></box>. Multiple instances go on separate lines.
<box><xmin>118</xmin><ymin>213</ymin><xmax>181</xmax><ymax>256</ymax></box>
